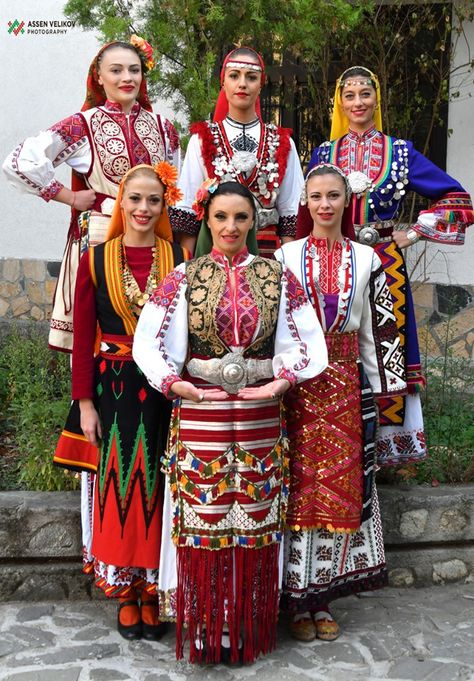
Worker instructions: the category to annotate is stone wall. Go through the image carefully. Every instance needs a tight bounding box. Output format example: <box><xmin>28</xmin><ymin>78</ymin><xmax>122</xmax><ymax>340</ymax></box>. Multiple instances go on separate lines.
<box><xmin>1</xmin><ymin>257</ymin><xmax>474</xmax><ymax>361</ymax></box>
<box><xmin>0</xmin><ymin>485</ymin><xmax>473</xmax><ymax>601</ymax></box>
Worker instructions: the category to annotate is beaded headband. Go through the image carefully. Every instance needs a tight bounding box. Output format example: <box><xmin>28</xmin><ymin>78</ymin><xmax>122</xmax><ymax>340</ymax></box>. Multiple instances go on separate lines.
<box><xmin>225</xmin><ymin>61</ymin><xmax>263</xmax><ymax>72</ymax></box>
<box><xmin>301</xmin><ymin>163</ymin><xmax>352</xmax><ymax>204</ymax></box>
<box><xmin>342</xmin><ymin>79</ymin><xmax>374</xmax><ymax>88</ymax></box>
<box><xmin>339</xmin><ymin>65</ymin><xmax>377</xmax><ymax>90</ymax></box>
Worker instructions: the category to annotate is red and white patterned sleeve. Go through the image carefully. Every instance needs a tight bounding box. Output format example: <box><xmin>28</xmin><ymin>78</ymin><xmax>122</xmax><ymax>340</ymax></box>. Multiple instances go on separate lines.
<box><xmin>273</xmin><ymin>266</ymin><xmax>328</xmax><ymax>384</ymax></box>
<box><xmin>133</xmin><ymin>264</ymin><xmax>189</xmax><ymax>399</ymax></box>
<box><xmin>2</xmin><ymin>113</ymin><xmax>90</xmax><ymax>201</ymax></box>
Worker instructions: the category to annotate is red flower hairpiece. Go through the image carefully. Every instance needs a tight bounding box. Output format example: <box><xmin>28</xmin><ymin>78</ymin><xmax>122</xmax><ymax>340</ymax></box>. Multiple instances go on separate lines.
<box><xmin>130</xmin><ymin>34</ymin><xmax>155</xmax><ymax>72</ymax></box>
<box><xmin>153</xmin><ymin>161</ymin><xmax>182</xmax><ymax>206</ymax></box>
<box><xmin>192</xmin><ymin>178</ymin><xmax>219</xmax><ymax>220</ymax></box>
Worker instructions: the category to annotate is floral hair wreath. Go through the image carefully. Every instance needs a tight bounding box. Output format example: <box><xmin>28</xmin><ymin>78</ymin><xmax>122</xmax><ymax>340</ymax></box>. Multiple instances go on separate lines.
<box><xmin>192</xmin><ymin>178</ymin><xmax>220</xmax><ymax>220</ymax></box>
<box><xmin>130</xmin><ymin>34</ymin><xmax>155</xmax><ymax>72</ymax></box>
<box><xmin>153</xmin><ymin>161</ymin><xmax>183</xmax><ymax>206</ymax></box>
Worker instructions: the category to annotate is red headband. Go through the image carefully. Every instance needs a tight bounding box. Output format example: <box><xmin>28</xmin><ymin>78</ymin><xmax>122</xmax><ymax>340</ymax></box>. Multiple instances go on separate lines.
<box><xmin>213</xmin><ymin>47</ymin><xmax>265</xmax><ymax>122</ymax></box>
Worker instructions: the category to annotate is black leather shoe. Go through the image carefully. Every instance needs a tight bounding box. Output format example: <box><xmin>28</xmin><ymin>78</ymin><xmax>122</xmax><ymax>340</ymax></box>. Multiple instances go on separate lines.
<box><xmin>140</xmin><ymin>601</ymin><xmax>168</xmax><ymax>641</ymax></box>
<box><xmin>117</xmin><ymin>600</ymin><xmax>142</xmax><ymax>640</ymax></box>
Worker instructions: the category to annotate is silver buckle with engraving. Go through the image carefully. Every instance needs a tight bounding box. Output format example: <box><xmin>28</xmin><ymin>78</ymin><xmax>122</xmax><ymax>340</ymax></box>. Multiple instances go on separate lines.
<box><xmin>219</xmin><ymin>352</ymin><xmax>248</xmax><ymax>393</ymax></box>
<box><xmin>356</xmin><ymin>225</ymin><xmax>380</xmax><ymax>246</ymax></box>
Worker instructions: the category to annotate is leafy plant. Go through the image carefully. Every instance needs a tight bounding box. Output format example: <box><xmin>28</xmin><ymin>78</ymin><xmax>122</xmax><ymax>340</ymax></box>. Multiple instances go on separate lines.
<box><xmin>0</xmin><ymin>327</ymin><xmax>79</xmax><ymax>491</ymax></box>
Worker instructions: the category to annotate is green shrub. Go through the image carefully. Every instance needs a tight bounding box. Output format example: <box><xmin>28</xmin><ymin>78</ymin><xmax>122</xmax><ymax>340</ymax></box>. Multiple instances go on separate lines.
<box><xmin>0</xmin><ymin>327</ymin><xmax>79</xmax><ymax>491</ymax></box>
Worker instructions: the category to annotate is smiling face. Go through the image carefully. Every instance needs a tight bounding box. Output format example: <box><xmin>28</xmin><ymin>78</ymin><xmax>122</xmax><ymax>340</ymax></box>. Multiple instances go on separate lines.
<box><xmin>340</xmin><ymin>81</ymin><xmax>377</xmax><ymax>133</ymax></box>
<box><xmin>97</xmin><ymin>46</ymin><xmax>142</xmax><ymax>113</ymax></box>
<box><xmin>121</xmin><ymin>171</ymin><xmax>164</xmax><ymax>245</ymax></box>
<box><xmin>307</xmin><ymin>172</ymin><xmax>348</xmax><ymax>238</ymax></box>
<box><xmin>207</xmin><ymin>193</ymin><xmax>254</xmax><ymax>258</ymax></box>
<box><xmin>222</xmin><ymin>52</ymin><xmax>262</xmax><ymax>120</ymax></box>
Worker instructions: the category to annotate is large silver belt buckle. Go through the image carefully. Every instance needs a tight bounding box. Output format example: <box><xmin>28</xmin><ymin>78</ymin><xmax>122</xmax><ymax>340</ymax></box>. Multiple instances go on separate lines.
<box><xmin>357</xmin><ymin>225</ymin><xmax>380</xmax><ymax>246</ymax></box>
<box><xmin>219</xmin><ymin>352</ymin><xmax>247</xmax><ymax>394</ymax></box>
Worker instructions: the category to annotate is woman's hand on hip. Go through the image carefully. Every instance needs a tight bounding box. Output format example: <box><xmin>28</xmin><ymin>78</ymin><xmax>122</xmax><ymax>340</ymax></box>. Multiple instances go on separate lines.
<box><xmin>170</xmin><ymin>380</ymin><xmax>229</xmax><ymax>402</ymax></box>
<box><xmin>237</xmin><ymin>378</ymin><xmax>290</xmax><ymax>401</ymax></box>
<box><xmin>79</xmin><ymin>398</ymin><xmax>102</xmax><ymax>447</ymax></box>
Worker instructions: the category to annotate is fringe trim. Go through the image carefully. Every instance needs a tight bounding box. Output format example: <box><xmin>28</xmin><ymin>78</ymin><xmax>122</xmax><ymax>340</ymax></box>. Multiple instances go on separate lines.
<box><xmin>176</xmin><ymin>544</ymin><xmax>280</xmax><ymax>664</ymax></box>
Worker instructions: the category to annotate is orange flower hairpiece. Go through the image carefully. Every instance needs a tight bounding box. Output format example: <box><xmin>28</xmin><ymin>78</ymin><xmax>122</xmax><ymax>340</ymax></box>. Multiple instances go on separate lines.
<box><xmin>153</xmin><ymin>161</ymin><xmax>182</xmax><ymax>206</ymax></box>
<box><xmin>192</xmin><ymin>178</ymin><xmax>219</xmax><ymax>220</ymax></box>
<box><xmin>130</xmin><ymin>34</ymin><xmax>155</xmax><ymax>72</ymax></box>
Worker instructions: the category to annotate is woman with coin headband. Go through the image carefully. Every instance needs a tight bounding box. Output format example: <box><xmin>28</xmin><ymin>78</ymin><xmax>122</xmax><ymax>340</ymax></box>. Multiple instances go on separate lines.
<box><xmin>169</xmin><ymin>46</ymin><xmax>303</xmax><ymax>258</ymax></box>
<box><xmin>53</xmin><ymin>163</ymin><xmax>188</xmax><ymax>640</ymax></box>
<box><xmin>298</xmin><ymin>66</ymin><xmax>473</xmax><ymax>466</ymax></box>
<box><xmin>133</xmin><ymin>179</ymin><xmax>327</xmax><ymax>663</ymax></box>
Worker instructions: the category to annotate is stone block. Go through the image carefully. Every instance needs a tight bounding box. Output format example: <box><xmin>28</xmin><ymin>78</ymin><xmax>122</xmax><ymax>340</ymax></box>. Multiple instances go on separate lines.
<box><xmin>432</xmin><ymin>559</ymin><xmax>469</xmax><ymax>584</ymax></box>
<box><xmin>10</xmin><ymin>296</ymin><xmax>31</xmax><ymax>317</ymax></box>
<box><xmin>412</xmin><ymin>283</ymin><xmax>434</xmax><ymax>310</ymax></box>
<box><xmin>25</xmin><ymin>280</ymin><xmax>46</xmax><ymax>305</ymax></box>
<box><xmin>3</xmin><ymin>670</ymin><xmax>82</xmax><ymax>681</ymax></box>
<box><xmin>45</xmin><ymin>279</ymin><xmax>57</xmax><ymax>299</ymax></box>
<box><xmin>0</xmin><ymin>298</ymin><xmax>10</xmax><ymax>316</ymax></box>
<box><xmin>388</xmin><ymin>567</ymin><xmax>415</xmax><ymax>587</ymax></box>
<box><xmin>0</xmin><ymin>282</ymin><xmax>22</xmax><ymax>299</ymax></box>
<box><xmin>30</xmin><ymin>305</ymin><xmax>45</xmax><ymax>321</ymax></box>
<box><xmin>399</xmin><ymin>509</ymin><xmax>428</xmax><ymax>538</ymax></box>
<box><xmin>385</xmin><ymin>546</ymin><xmax>474</xmax><ymax>585</ymax></box>
<box><xmin>0</xmin><ymin>563</ymin><xmax>91</xmax><ymax>601</ymax></box>
<box><xmin>2</xmin><ymin>259</ymin><xmax>21</xmax><ymax>283</ymax></box>
<box><xmin>22</xmin><ymin>259</ymin><xmax>46</xmax><ymax>282</ymax></box>
<box><xmin>439</xmin><ymin>508</ymin><xmax>468</xmax><ymax>533</ymax></box>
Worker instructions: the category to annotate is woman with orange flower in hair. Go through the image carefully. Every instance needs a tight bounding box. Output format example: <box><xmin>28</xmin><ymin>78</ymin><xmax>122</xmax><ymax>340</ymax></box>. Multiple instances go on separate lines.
<box><xmin>54</xmin><ymin>163</ymin><xmax>188</xmax><ymax>639</ymax></box>
<box><xmin>169</xmin><ymin>47</ymin><xmax>303</xmax><ymax>258</ymax></box>
<box><xmin>3</xmin><ymin>35</ymin><xmax>180</xmax><ymax>353</ymax></box>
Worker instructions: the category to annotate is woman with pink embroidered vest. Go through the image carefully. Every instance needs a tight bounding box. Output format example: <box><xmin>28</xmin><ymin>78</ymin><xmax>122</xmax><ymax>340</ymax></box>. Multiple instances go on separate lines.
<box><xmin>3</xmin><ymin>36</ymin><xmax>180</xmax><ymax>353</ymax></box>
<box><xmin>297</xmin><ymin>66</ymin><xmax>474</xmax><ymax>467</ymax></box>
<box><xmin>276</xmin><ymin>163</ymin><xmax>406</xmax><ymax>642</ymax></box>
<box><xmin>168</xmin><ymin>47</ymin><xmax>303</xmax><ymax>258</ymax></box>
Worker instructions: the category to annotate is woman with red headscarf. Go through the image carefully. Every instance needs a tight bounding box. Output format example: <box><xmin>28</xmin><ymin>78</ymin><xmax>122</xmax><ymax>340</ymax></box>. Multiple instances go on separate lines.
<box><xmin>169</xmin><ymin>47</ymin><xmax>303</xmax><ymax>258</ymax></box>
<box><xmin>3</xmin><ymin>37</ymin><xmax>180</xmax><ymax>352</ymax></box>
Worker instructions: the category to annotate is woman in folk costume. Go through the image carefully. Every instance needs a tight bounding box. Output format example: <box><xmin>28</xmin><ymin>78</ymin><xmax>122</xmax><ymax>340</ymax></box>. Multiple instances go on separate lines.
<box><xmin>3</xmin><ymin>36</ymin><xmax>180</xmax><ymax>352</ymax></box>
<box><xmin>298</xmin><ymin>66</ymin><xmax>474</xmax><ymax>466</ymax></box>
<box><xmin>133</xmin><ymin>179</ymin><xmax>328</xmax><ymax>663</ymax></box>
<box><xmin>276</xmin><ymin>163</ymin><xmax>406</xmax><ymax>641</ymax></box>
<box><xmin>169</xmin><ymin>47</ymin><xmax>303</xmax><ymax>258</ymax></box>
<box><xmin>53</xmin><ymin>163</ymin><xmax>188</xmax><ymax>640</ymax></box>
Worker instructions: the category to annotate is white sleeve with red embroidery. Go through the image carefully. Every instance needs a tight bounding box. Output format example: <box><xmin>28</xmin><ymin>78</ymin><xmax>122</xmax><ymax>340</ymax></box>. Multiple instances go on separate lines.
<box><xmin>272</xmin><ymin>266</ymin><xmax>328</xmax><ymax>385</ymax></box>
<box><xmin>2</xmin><ymin>118</ymin><xmax>90</xmax><ymax>201</ymax></box>
<box><xmin>132</xmin><ymin>265</ymin><xmax>189</xmax><ymax>399</ymax></box>
<box><xmin>174</xmin><ymin>134</ymin><xmax>207</xmax><ymax>214</ymax></box>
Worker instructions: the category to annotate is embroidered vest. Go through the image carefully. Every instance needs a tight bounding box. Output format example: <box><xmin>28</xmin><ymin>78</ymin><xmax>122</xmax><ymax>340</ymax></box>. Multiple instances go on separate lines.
<box><xmin>186</xmin><ymin>255</ymin><xmax>282</xmax><ymax>359</ymax></box>
<box><xmin>80</xmin><ymin>106</ymin><xmax>167</xmax><ymax>198</ymax></box>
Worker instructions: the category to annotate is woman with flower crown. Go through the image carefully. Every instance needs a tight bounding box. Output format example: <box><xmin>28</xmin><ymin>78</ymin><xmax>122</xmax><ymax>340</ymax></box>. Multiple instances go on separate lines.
<box><xmin>276</xmin><ymin>163</ymin><xmax>406</xmax><ymax>641</ymax></box>
<box><xmin>298</xmin><ymin>66</ymin><xmax>473</xmax><ymax>467</ymax></box>
<box><xmin>133</xmin><ymin>178</ymin><xmax>328</xmax><ymax>663</ymax></box>
<box><xmin>169</xmin><ymin>47</ymin><xmax>303</xmax><ymax>259</ymax></box>
<box><xmin>54</xmin><ymin>163</ymin><xmax>188</xmax><ymax>639</ymax></box>
<box><xmin>3</xmin><ymin>36</ymin><xmax>180</xmax><ymax>353</ymax></box>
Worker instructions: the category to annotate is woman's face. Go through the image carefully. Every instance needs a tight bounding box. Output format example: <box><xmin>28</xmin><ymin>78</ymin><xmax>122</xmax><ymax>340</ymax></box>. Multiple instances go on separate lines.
<box><xmin>222</xmin><ymin>53</ymin><xmax>262</xmax><ymax>118</ymax></box>
<box><xmin>207</xmin><ymin>193</ymin><xmax>254</xmax><ymax>258</ymax></box>
<box><xmin>340</xmin><ymin>80</ymin><xmax>377</xmax><ymax>132</ymax></box>
<box><xmin>307</xmin><ymin>173</ymin><xmax>348</xmax><ymax>235</ymax></box>
<box><xmin>97</xmin><ymin>47</ymin><xmax>142</xmax><ymax>111</ymax></box>
<box><xmin>121</xmin><ymin>173</ymin><xmax>164</xmax><ymax>242</ymax></box>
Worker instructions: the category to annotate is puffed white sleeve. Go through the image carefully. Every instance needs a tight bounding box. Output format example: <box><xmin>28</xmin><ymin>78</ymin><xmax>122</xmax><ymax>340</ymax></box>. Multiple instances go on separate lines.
<box><xmin>276</xmin><ymin>138</ymin><xmax>304</xmax><ymax>238</ymax></box>
<box><xmin>358</xmin><ymin>253</ymin><xmax>407</xmax><ymax>396</ymax></box>
<box><xmin>168</xmin><ymin>133</ymin><xmax>206</xmax><ymax>236</ymax></box>
<box><xmin>2</xmin><ymin>113</ymin><xmax>91</xmax><ymax>201</ymax></box>
<box><xmin>272</xmin><ymin>265</ymin><xmax>328</xmax><ymax>385</ymax></box>
<box><xmin>133</xmin><ymin>265</ymin><xmax>189</xmax><ymax>398</ymax></box>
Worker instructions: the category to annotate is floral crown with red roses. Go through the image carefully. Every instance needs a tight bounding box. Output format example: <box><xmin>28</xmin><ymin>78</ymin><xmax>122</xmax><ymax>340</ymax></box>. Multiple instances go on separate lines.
<box><xmin>192</xmin><ymin>178</ymin><xmax>220</xmax><ymax>220</ymax></box>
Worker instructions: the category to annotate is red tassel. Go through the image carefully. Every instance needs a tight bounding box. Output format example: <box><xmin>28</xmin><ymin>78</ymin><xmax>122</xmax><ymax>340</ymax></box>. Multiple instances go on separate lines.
<box><xmin>190</xmin><ymin>122</ymin><xmax>217</xmax><ymax>178</ymax></box>
<box><xmin>175</xmin><ymin>544</ymin><xmax>280</xmax><ymax>663</ymax></box>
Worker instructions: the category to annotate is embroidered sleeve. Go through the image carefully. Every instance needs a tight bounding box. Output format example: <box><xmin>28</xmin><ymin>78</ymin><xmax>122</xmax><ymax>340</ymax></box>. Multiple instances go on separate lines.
<box><xmin>272</xmin><ymin>266</ymin><xmax>328</xmax><ymax>383</ymax></box>
<box><xmin>3</xmin><ymin>113</ymin><xmax>90</xmax><ymax>200</ymax></box>
<box><xmin>162</xmin><ymin>117</ymin><xmax>181</xmax><ymax>171</ymax></box>
<box><xmin>133</xmin><ymin>266</ymin><xmax>188</xmax><ymax>399</ymax></box>
<box><xmin>406</xmin><ymin>142</ymin><xmax>472</xmax><ymax>245</ymax></box>
<box><xmin>275</xmin><ymin>138</ymin><xmax>304</xmax><ymax>237</ymax></box>
<box><xmin>358</xmin><ymin>254</ymin><xmax>407</xmax><ymax>397</ymax></box>
<box><xmin>169</xmin><ymin>133</ymin><xmax>207</xmax><ymax>237</ymax></box>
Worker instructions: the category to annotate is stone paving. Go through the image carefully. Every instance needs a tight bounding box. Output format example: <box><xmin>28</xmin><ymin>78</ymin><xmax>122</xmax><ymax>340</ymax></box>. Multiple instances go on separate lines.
<box><xmin>1</xmin><ymin>584</ymin><xmax>474</xmax><ymax>681</ymax></box>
